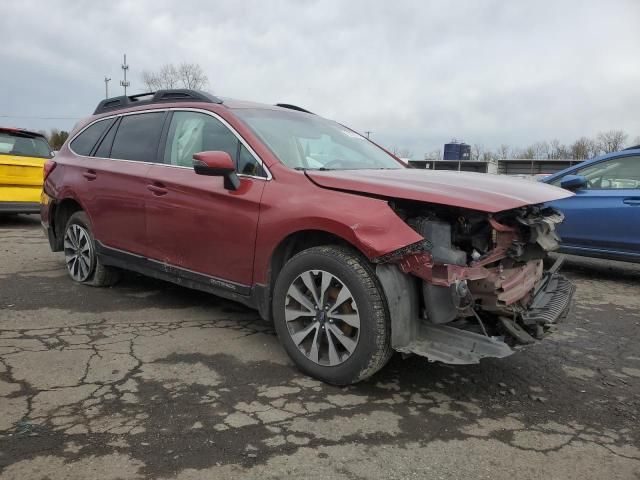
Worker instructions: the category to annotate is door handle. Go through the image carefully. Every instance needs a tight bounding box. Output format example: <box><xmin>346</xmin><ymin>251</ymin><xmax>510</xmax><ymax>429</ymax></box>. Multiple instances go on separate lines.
<box><xmin>147</xmin><ymin>183</ymin><xmax>168</xmax><ymax>196</ymax></box>
<box><xmin>623</xmin><ymin>197</ymin><xmax>640</xmax><ymax>206</ymax></box>
<box><xmin>82</xmin><ymin>170</ymin><xmax>97</xmax><ymax>181</ymax></box>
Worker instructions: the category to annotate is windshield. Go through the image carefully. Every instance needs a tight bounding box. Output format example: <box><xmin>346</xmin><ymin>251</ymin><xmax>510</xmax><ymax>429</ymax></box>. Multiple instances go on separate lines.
<box><xmin>234</xmin><ymin>108</ymin><xmax>403</xmax><ymax>170</ymax></box>
<box><xmin>0</xmin><ymin>132</ymin><xmax>52</xmax><ymax>158</ymax></box>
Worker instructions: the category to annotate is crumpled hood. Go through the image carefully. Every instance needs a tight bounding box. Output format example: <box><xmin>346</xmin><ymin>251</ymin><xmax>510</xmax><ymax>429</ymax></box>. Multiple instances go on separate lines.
<box><xmin>305</xmin><ymin>168</ymin><xmax>573</xmax><ymax>213</ymax></box>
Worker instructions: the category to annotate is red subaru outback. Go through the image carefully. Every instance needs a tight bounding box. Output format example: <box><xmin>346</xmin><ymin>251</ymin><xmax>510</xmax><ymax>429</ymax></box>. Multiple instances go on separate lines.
<box><xmin>42</xmin><ymin>90</ymin><xmax>574</xmax><ymax>385</ymax></box>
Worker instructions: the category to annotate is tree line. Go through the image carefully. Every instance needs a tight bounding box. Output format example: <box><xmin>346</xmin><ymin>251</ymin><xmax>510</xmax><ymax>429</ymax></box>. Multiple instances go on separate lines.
<box><xmin>417</xmin><ymin>130</ymin><xmax>640</xmax><ymax>162</ymax></box>
<box><xmin>37</xmin><ymin>129</ymin><xmax>69</xmax><ymax>151</ymax></box>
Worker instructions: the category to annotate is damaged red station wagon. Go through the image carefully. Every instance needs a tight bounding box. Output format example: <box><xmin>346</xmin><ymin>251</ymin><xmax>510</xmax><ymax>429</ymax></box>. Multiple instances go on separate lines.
<box><xmin>41</xmin><ymin>89</ymin><xmax>575</xmax><ymax>385</ymax></box>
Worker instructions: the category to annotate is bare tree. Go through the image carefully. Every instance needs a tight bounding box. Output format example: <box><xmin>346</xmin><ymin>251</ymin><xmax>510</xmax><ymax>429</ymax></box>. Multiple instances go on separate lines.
<box><xmin>549</xmin><ymin>139</ymin><xmax>569</xmax><ymax>159</ymax></box>
<box><xmin>480</xmin><ymin>150</ymin><xmax>496</xmax><ymax>162</ymax></box>
<box><xmin>570</xmin><ymin>137</ymin><xmax>597</xmax><ymax>159</ymax></box>
<box><xmin>142</xmin><ymin>63</ymin><xmax>209</xmax><ymax>91</ymax></box>
<box><xmin>514</xmin><ymin>146</ymin><xmax>536</xmax><ymax>160</ymax></box>
<box><xmin>531</xmin><ymin>141</ymin><xmax>550</xmax><ymax>160</ymax></box>
<box><xmin>178</xmin><ymin>63</ymin><xmax>209</xmax><ymax>89</ymax></box>
<box><xmin>397</xmin><ymin>148</ymin><xmax>414</xmax><ymax>159</ymax></box>
<box><xmin>471</xmin><ymin>144</ymin><xmax>484</xmax><ymax>161</ymax></box>
<box><xmin>424</xmin><ymin>149</ymin><xmax>442</xmax><ymax>160</ymax></box>
<box><xmin>495</xmin><ymin>144</ymin><xmax>511</xmax><ymax>160</ymax></box>
<box><xmin>389</xmin><ymin>146</ymin><xmax>413</xmax><ymax>158</ymax></box>
<box><xmin>596</xmin><ymin>130</ymin><xmax>628</xmax><ymax>154</ymax></box>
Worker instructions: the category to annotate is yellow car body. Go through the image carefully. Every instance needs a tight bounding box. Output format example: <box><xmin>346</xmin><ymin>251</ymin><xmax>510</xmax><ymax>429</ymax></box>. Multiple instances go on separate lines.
<box><xmin>0</xmin><ymin>128</ymin><xmax>52</xmax><ymax>214</ymax></box>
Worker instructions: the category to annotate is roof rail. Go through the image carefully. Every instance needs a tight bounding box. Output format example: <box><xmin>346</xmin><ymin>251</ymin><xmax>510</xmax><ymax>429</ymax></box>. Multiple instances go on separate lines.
<box><xmin>93</xmin><ymin>89</ymin><xmax>223</xmax><ymax>115</ymax></box>
<box><xmin>275</xmin><ymin>103</ymin><xmax>314</xmax><ymax>114</ymax></box>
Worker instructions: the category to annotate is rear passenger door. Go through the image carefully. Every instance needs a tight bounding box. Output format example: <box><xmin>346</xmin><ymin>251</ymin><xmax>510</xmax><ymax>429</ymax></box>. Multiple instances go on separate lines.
<box><xmin>145</xmin><ymin>110</ymin><xmax>267</xmax><ymax>288</ymax></box>
<box><xmin>72</xmin><ymin>111</ymin><xmax>167</xmax><ymax>256</ymax></box>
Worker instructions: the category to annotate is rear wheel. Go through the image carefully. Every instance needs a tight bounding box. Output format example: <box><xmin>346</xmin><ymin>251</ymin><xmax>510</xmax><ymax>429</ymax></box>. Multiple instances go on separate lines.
<box><xmin>273</xmin><ymin>245</ymin><xmax>392</xmax><ymax>385</ymax></box>
<box><xmin>63</xmin><ymin>211</ymin><xmax>119</xmax><ymax>287</ymax></box>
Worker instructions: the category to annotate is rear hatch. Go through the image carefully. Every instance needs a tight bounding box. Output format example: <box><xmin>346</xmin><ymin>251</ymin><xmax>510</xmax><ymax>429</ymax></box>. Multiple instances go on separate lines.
<box><xmin>0</xmin><ymin>129</ymin><xmax>51</xmax><ymax>203</ymax></box>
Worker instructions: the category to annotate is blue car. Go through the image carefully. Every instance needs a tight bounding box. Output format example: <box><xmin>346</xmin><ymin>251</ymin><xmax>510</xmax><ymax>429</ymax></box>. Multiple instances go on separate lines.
<box><xmin>543</xmin><ymin>147</ymin><xmax>640</xmax><ymax>263</ymax></box>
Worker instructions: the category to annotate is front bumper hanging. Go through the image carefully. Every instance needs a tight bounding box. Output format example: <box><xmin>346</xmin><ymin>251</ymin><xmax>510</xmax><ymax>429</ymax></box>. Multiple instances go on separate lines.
<box><xmin>378</xmin><ymin>257</ymin><xmax>576</xmax><ymax>365</ymax></box>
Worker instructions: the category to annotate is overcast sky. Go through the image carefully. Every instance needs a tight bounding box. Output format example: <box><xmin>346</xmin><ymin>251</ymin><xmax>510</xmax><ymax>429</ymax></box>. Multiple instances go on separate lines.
<box><xmin>1</xmin><ymin>0</ymin><xmax>639</xmax><ymax>156</ymax></box>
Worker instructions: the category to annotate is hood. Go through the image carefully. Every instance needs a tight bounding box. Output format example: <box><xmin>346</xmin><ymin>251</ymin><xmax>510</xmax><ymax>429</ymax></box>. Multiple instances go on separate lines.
<box><xmin>305</xmin><ymin>168</ymin><xmax>573</xmax><ymax>213</ymax></box>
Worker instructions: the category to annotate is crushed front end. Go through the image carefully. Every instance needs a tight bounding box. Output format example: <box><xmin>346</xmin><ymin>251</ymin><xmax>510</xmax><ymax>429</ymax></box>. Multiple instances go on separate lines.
<box><xmin>376</xmin><ymin>202</ymin><xmax>575</xmax><ymax>364</ymax></box>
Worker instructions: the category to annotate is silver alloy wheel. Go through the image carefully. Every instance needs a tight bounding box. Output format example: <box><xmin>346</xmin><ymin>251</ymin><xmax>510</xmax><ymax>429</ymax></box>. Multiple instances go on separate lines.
<box><xmin>284</xmin><ymin>270</ymin><xmax>360</xmax><ymax>367</ymax></box>
<box><xmin>63</xmin><ymin>224</ymin><xmax>93</xmax><ymax>282</ymax></box>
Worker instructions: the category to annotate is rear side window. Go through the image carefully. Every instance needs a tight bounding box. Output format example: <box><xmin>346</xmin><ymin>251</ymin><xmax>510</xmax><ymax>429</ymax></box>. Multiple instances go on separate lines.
<box><xmin>94</xmin><ymin>119</ymin><xmax>119</xmax><ymax>158</ymax></box>
<box><xmin>70</xmin><ymin>119</ymin><xmax>114</xmax><ymax>156</ymax></box>
<box><xmin>110</xmin><ymin>112</ymin><xmax>165</xmax><ymax>162</ymax></box>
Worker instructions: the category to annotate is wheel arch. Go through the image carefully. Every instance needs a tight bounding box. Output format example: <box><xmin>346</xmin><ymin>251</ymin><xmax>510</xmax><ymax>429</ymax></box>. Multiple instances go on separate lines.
<box><xmin>254</xmin><ymin>228</ymin><xmax>366</xmax><ymax>321</ymax></box>
<box><xmin>50</xmin><ymin>197</ymin><xmax>86</xmax><ymax>251</ymax></box>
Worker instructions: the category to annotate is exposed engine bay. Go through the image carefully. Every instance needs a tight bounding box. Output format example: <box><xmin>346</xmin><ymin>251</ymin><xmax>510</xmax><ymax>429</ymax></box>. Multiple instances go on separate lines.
<box><xmin>375</xmin><ymin>201</ymin><xmax>575</xmax><ymax>364</ymax></box>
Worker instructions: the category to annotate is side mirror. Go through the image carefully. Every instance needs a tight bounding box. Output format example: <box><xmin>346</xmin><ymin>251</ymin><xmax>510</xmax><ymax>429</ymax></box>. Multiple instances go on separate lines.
<box><xmin>560</xmin><ymin>174</ymin><xmax>587</xmax><ymax>191</ymax></box>
<box><xmin>193</xmin><ymin>151</ymin><xmax>240</xmax><ymax>190</ymax></box>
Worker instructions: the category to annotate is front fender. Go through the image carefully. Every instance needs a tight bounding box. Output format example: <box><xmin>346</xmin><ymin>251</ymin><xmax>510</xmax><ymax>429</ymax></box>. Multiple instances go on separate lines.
<box><xmin>253</xmin><ymin>180</ymin><xmax>422</xmax><ymax>284</ymax></box>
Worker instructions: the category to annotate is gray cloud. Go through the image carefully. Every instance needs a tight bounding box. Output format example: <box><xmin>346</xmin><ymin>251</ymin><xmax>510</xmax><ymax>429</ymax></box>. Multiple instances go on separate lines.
<box><xmin>1</xmin><ymin>0</ymin><xmax>639</xmax><ymax>155</ymax></box>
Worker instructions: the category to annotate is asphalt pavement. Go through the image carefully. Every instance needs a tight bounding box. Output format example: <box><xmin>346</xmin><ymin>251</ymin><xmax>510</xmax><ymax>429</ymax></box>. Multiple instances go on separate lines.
<box><xmin>0</xmin><ymin>214</ymin><xmax>639</xmax><ymax>479</ymax></box>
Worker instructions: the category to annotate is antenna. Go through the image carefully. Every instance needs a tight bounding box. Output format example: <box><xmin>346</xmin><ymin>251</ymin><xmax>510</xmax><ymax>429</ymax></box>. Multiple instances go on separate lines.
<box><xmin>104</xmin><ymin>77</ymin><xmax>111</xmax><ymax>99</ymax></box>
<box><xmin>364</xmin><ymin>131</ymin><xmax>372</xmax><ymax>139</ymax></box>
<box><xmin>120</xmin><ymin>54</ymin><xmax>130</xmax><ymax>95</ymax></box>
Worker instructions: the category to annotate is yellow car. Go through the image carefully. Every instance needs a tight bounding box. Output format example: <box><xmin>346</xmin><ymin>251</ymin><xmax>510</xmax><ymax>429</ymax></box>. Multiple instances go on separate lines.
<box><xmin>0</xmin><ymin>127</ymin><xmax>53</xmax><ymax>214</ymax></box>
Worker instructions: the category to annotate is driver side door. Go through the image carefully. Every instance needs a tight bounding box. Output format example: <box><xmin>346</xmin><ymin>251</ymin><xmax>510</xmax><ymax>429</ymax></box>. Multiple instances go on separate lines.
<box><xmin>550</xmin><ymin>154</ymin><xmax>640</xmax><ymax>255</ymax></box>
<box><xmin>144</xmin><ymin>110</ymin><xmax>268</xmax><ymax>289</ymax></box>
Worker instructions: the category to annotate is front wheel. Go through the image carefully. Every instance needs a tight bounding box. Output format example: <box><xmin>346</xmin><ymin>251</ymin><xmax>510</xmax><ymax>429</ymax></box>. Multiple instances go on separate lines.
<box><xmin>272</xmin><ymin>246</ymin><xmax>392</xmax><ymax>385</ymax></box>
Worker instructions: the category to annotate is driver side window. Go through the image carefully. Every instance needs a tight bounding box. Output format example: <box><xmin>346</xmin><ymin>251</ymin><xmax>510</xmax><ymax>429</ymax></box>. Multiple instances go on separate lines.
<box><xmin>164</xmin><ymin>111</ymin><xmax>265</xmax><ymax>177</ymax></box>
<box><xmin>577</xmin><ymin>156</ymin><xmax>640</xmax><ymax>189</ymax></box>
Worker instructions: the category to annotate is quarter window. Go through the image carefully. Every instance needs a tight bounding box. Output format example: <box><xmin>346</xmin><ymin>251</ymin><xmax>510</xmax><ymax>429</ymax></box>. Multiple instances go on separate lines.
<box><xmin>576</xmin><ymin>156</ymin><xmax>640</xmax><ymax>189</ymax></box>
<box><xmin>110</xmin><ymin>112</ymin><xmax>166</xmax><ymax>163</ymax></box>
<box><xmin>70</xmin><ymin>118</ymin><xmax>114</xmax><ymax>156</ymax></box>
<box><xmin>93</xmin><ymin>119</ymin><xmax>119</xmax><ymax>158</ymax></box>
<box><xmin>164</xmin><ymin>111</ymin><xmax>265</xmax><ymax>176</ymax></box>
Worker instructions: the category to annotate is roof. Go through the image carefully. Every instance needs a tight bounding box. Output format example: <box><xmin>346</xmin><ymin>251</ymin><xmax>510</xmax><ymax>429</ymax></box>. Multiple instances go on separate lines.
<box><xmin>93</xmin><ymin>89</ymin><xmax>314</xmax><ymax>116</ymax></box>
<box><xmin>0</xmin><ymin>127</ymin><xmax>46</xmax><ymax>138</ymax></box>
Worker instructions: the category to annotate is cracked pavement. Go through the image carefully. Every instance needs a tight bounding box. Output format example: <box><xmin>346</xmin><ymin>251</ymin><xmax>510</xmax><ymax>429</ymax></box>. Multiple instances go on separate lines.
<box><xmin>1</xmin><ymin>215</ymin><xmax>639</xmax><ymax>479</ymax></box>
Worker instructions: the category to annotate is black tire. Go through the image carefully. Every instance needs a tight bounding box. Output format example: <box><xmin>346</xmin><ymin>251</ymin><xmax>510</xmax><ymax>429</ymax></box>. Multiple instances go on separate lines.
<box><xmin>273</xmin><ymin>245</ymin><xmax>392</xmax><ymax>385</ymax></box>
<box><xmin>64</xmin><ymin>211</ymin><xmax>119</xmax><ymax>287</ymax></box>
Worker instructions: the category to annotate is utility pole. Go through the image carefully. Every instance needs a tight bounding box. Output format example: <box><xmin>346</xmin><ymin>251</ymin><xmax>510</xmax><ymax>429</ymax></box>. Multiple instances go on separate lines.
<box><xmin>104</xmin><ymin>77</ymin><xmax>111</xmax><ymax>99</ymax></box>
<box><xmin>364</xmin><ymin>131</ymin><xmax>372</xmax><ymax>139</ymax></box>
<box><xmin>120</xmin><ymin>54</ymin><xmax>130</xmax><ymax>95</ymax></box>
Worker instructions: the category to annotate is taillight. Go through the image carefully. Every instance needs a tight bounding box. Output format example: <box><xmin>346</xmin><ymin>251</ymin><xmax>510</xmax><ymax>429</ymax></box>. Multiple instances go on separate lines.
<box><xmin>43</xmin><ymin>159</ymin><xmax>57</xmax><ymax>181</ymax></box>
